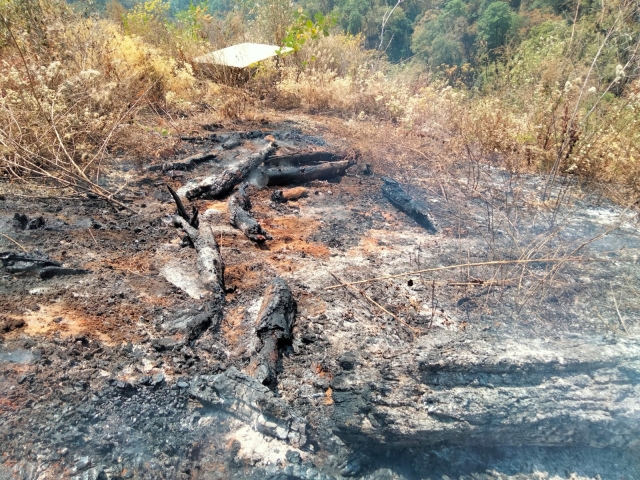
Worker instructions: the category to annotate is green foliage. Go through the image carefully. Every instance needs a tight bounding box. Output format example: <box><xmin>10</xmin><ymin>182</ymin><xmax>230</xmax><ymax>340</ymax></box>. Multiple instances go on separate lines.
<box><xmin>173</xmin><ymin>1</ymin><xmax>213</xmax><ymax>40</ymax></box>
<box><xmin>122</xmin><ymin>0</ymin><xmax>170</xmax><ymax>34</ymax></box>
<box><xmin>476</xmin><ymin>1</ymin><xmax>515</xmax><ymax>55</ymax></box>
<box><xmin>279</xmin><ymin>10</ymin><xmax>334</xmax><ymax>52</ymax></box>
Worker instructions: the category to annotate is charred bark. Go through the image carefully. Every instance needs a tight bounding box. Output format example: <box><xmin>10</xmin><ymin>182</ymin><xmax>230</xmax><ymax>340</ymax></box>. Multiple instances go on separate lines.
<box><xmin>146</xmin><ymin>152</ymin><xmax>216</xmax><ymax>172</ymax></box>
<box><xmin>228</xmin><ymin>185</ymin><xmax>272</xmax><ymax>242</ymax></box>
<box><xmin>252</xmin><ymin>278</ymin><xmax>297</xmax><ymax>388</ymax></box>
<box><xmin>186</xmin><ymin>143</ymin><xmax>276</xmax><ymax>200</ymax></box>
<box><xmin>381</xmin><ymin>177</ymin><xmax>437</xmax><ymax>234</ymax></box>
<box><xmin>264</xmin><ymin>159</ymin><xmax>352</xmax><ymax>186</ymax></box>
<box><xmin>167</xmin><ymin>185</ymin><xmax>199</xmax><ymax>229</ymax></box>
<box><xmin>264</xmin><ymin>150</ymin><xmax>347</xmax><ymax>169</ymax></box>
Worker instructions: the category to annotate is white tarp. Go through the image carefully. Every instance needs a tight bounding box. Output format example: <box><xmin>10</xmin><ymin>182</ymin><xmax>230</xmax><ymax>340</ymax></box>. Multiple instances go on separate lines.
<box><xmin>194</xmin><ymin>43</ymin><xmax>293</xmax><ymax>68</ymax></box>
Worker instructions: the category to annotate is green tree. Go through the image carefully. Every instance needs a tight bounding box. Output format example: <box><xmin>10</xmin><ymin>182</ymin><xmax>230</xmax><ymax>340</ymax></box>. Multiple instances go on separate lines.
<box><xmin>477</xmin><ymin>1</ymin><xmax>514</xmax><ymax>55</ymax></box>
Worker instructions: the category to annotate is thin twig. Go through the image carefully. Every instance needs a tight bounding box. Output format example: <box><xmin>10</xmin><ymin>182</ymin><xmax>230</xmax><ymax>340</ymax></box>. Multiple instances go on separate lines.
<box><xmin>0</xmin><ymin>233</ymin><xmax>28</xmax><ymax>253</ymax></box>
<box><xmin>87</xmin><ymin>229</ymin><xmax>99</xmax><ymax>248</ymax></box>
<box><xmin>612</xmin><ymin>294</ymin><xmax>629</xmax><ymax>334</ymax></box>
<box><xmin>325</xmin><ymin>256</ymin><xmax>597</xmax><ymax>290</ymax></box>
<box><xmin>330</xmin><ymin>272</ymin><xmax>416</xmax><ymax>333</ymax></box>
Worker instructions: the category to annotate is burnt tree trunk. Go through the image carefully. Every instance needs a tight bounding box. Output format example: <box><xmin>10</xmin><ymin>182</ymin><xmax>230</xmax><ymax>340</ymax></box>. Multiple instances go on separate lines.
<box><xmin>381</xmin><ymin>177</ymin><xmax>437</xmax><ymax>234</ymax></box>
<box><xmin>228</xmin><ymin>185</ymin><xmax>272</xmax><ymax>242</ymax></box>
<box><xmin>263</xmin><ymin>151</ymin><xmax>348</xmax><ymax>169</ymax></box>
<box><xmin>186</xmin><ymin>143</ymin><xmax>275</xmax><ymax>200</ymax></box>
<box><xmin>252</xmin><ymin>278</ymin><xmax>297</xmax><ymax>388</ymax></box>
<box><xmin>264</xmin><ymin>159</ymin><xmax>352</xmax><ymax>186</ymax></box>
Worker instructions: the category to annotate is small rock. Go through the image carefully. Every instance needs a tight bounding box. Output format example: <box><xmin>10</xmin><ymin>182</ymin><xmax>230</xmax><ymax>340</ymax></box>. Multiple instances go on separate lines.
<box><xmin>285</xmin><ymin>450</ymin><xmax>302</xmax><ymax>465</ymax></box>
<box><xmin>74</xmin><ymin>456</ymin><xmax>91</xmax><ymax>472</ymax></box>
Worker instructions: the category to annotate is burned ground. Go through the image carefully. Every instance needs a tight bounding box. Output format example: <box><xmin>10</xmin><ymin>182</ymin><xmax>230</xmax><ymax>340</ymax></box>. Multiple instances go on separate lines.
<box><xmin>1</xmin><ymin>120</ymin><xmax>639</xmax><ymax>480</ymax></box>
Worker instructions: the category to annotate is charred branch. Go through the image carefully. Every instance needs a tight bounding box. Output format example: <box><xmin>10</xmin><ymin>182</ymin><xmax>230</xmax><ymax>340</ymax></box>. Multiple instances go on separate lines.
<box><xmin>228</xmin><ymin>185</ymin><xmax>272</xmax><ymax>242</ymax></box>
<box><xmin>1</xmin><ymin>251</ymin><xmax>90</xmax><ymax>278</ymax></box>
<box><xmin>252</xmin><ymin>278</ymin><xmax>297</xmax><ymax>388</ymax></box>
<box><xmin>167</xmin><ymin>185</ymin><xmax>199</xmax><ymax>229</ymax></box>
<box><xmin>264</xmin><ymin>159</ymin><xmax>352</xmax><ymax>186</ymax></box>
<box><xmin>381</xmin><ymin>177</ymin><xmax>437</xmax><ymax>234</ymax></box>
<box><xmin>186</xmin><ymin>143</ymin><xmax>276</xmax><ymax>200</ymax></box>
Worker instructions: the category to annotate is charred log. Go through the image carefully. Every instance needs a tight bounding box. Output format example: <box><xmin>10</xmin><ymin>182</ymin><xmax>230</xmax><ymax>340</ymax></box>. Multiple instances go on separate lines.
<box><xmin>228</xmin><ymin>185</ymin><xmax>272</xmax><ymax>242</ymax></box>
<box><xmin>252</xmin><ymin>278</ymin><xmax>297</xmax><ymax>388</ymax></box>
<box><xmin>189</xmin><ymin>367</ymin><xmax>307</xmax><ymax>447</ymax></box>
<box><xmin>172</xmin><ymin>217</ymin><xmax>225</xmax><ymax>301</ymax></box>
<box><xmin>264</xmin><ymin>159</ymin><xmax>352</xmax><ymax>186</ymax></box>
<box><xmin>1</xmin><ymin>251</ymin><xmax>90</xmax><ymax>278</ymax></box>
<box><xmin>381</xmin><ymin>177</ymin><xmax>437</xmax><ymax>234</ymax></box>
<box><xmin>186</xmin><ymin>143</ymin><xmax>276</xmax><ymax>200</ymax></box>
<box><xmin>146</xmin><ymin>152</ymin><xmax>216</xmax><ymax>172</ymax></box>
<box><xmin>264</xmin><ymin>150</ymin><xmax>347</xmax><ymax>169</ymax></box>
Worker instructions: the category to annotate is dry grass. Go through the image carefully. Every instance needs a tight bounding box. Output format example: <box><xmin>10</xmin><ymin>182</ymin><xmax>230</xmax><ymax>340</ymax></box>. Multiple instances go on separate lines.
<box><xmin>1</xmin><ymin>0</ymin><xmax>638</xmax><ymax>207</ymax></box>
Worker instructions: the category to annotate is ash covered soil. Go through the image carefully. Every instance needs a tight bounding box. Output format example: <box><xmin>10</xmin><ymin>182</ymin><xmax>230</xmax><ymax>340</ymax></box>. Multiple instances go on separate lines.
<box><xmin>1</xmin><ymin>120</ymin><xmax>639</xmax><ymax>480</ymax></box>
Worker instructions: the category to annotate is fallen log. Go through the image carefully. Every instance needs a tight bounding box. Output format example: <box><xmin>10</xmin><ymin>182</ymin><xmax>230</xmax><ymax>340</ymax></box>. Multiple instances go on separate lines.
<box><xmin>228</xmin><ymin>185</ymin><xmax>272</xmax><ymax>242</ymax></box>
<box><xmin>186</xmin><ymin>143</ymin><xmax>275</xmax><ymax>200</ymax></box>
<box><xmin>264</xmin><ymin>150</ymin><xmax>346</xmax><ymax>169</ymax></box>
<box><xmin>252</xmin><ymin>278</ymin><xmax>297</xmax><ymax>388</ymax></box>
<box><xmin>381</xmin><ymin>177</ymin><xmax>437</xmax><ymax>234</ymax></box>
<box><xmin>146</xmin><ymin>152</ymin><xmax>216</xmax><ymax>172</ymax></box>
<box><xmin>264</xmin><ymin>159</ymin><xmax>352</xmax><ymax>186</ymax></box>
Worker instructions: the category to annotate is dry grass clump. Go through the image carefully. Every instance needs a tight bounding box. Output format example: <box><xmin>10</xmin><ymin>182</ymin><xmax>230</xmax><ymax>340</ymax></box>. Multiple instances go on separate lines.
<box><xmin>0</xmin><ymin>0</ymin><xmax>216</xmax><ymax>199</ymax></box>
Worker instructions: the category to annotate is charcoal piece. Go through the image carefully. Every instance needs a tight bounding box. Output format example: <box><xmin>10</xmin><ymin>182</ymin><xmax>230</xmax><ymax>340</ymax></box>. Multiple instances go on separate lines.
<box><xmin>381</xmin><ymin>177</ymin><xmax>437</xmax><ymax>234</ymax></box>
<box><xmin>12</xmin><ymin>213</ymin><xmax>28</xmax><ymax>230</ymax></box>
<box><xmin>252</xmin><ymin>278</ymin><xmax>297</xmax><ymax>388</ymax></box>
<box><xmin>228</xmin><ymin>185</ymin><xmax>272</xmax><ymax>242</ymax></box>
<box><xmin>1</xmin><ymin>251</ymin><xmax>62</xmax><ymax>274</ymax></box>
<box><xmin>186</xmin><ymin>143</ymin><xmax>275</xmax><ymax>200</ymax></box>
<box><xmin>145</xmin><ymin>152</ymin><xmax>216</xmax><ymax>172</ymax></box>
<box><xmin>12</xmin><ymin>213</ymin><xmax>42</xmax><ymax>230</ymax></box>
<box><xmin>264</xmin><ymin>159</ymin><xmax>352</xmax><ymax>186</ymax></box>
<box><xmin>39</xmin><ymin>266</ymin><xmax>91</xmax><ymax>279</ymax></box>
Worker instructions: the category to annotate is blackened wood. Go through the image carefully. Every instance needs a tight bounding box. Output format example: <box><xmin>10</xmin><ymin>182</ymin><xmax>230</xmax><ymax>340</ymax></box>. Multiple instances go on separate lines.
<box><xmin>253</xmin><ymin>278</ymin><xmax>297</xmax><ymax>388</ymax></box>
<box><xmin>228</xmin><ymin>185</ymin><xmax>272</xmax><ymax>242</ymax></box>
<box><xmin>264</xmin><ymin>159</ymin><xmax>352</xmax><ymax>186</ymax></box>
<box><xmin>381</xmin><ymin>177</ymin><xmax>437</xmax><ymax>234</ymax></box>
<box><xmin>146</xmin><ymin>152</ymin><xmax>216</xmax><ymax>172</ymax></box>
<box><xmin>186</xmin><ymin>143</ymin><xmax>276</xmax><ymax>200</ymax></box>
<box><xmin>167</xmin><ymin>185</ymin><xmax>199</xmax><ymax>228</ymax></box>
<box><xmin>264</xmin><ymin>150</ymin><xmax>347</xmax><ymax>168</ymax></box>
